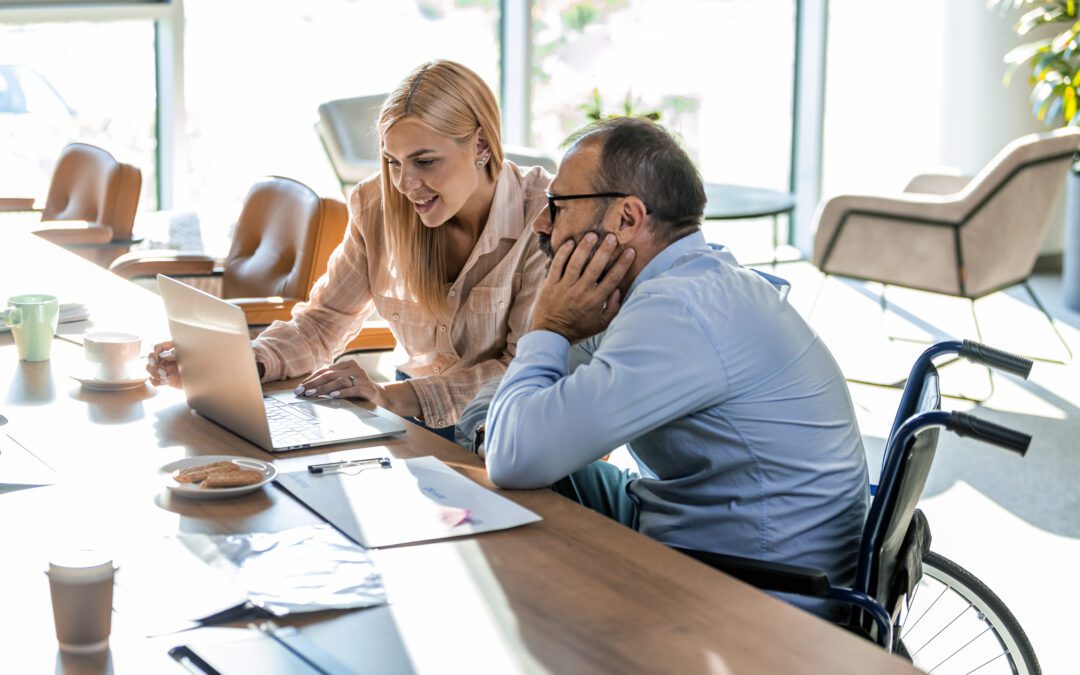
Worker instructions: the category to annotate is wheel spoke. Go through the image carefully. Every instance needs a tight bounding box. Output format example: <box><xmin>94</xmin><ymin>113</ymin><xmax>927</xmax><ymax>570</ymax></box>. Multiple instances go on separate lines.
<box><xmin>902</xmin><ymin>583</ymin><xmax>948</xmax><ymax>641</ymax></box>
<box><xmin>967</xmin><ymin>651</ymin><xmax>1010</xmax><ymax>675</ymax></box>
<box><xmin>926</xmin><ymin>623</ymin><xmax>990</xmax><ymax>672</ymax></box>
<box><xmin>911</xmin><ymin>599</ymin><xmax>973</xmax><ymax>659</ymax></box>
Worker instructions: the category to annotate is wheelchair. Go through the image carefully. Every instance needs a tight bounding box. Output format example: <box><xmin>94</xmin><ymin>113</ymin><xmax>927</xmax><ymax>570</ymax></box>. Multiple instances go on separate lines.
<box><xmin>675</xmin><ymin>339</ymin><xmax>1042</xmax><ymax>674</ymax></box>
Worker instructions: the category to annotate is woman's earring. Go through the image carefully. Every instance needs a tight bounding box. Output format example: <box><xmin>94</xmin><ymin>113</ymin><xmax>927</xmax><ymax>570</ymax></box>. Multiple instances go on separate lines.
<box><xmin>476</xmin><ymin>158</ymin><xmax>486</xmax><ymax>168</ymax></box>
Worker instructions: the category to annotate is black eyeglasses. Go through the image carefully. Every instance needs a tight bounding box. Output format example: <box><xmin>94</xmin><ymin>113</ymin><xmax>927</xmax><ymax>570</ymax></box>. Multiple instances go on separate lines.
<box><xmin>545</xmin><ymin>191</ymin><xmax>652</xmax><ymax>224</ymax></box>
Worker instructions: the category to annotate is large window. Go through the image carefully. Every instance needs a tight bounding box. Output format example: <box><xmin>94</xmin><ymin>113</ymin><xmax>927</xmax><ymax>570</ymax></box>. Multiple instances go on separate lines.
<box><xmin>0</xmin><ymin>20</ymin><xmax>158</xmax><ymax>210</ymax></box>
<box><xmin>180</xmin><ymin>0</ymin><xmax>500</xmax><ymax>254</ymax></box>
<box><xmin>529</xmin><ymin>0</ymin><xmax>797</xmax><ymax>258</ymax></box>
<box><xmin>530</xmin><ymin>0</ymin><xmax>795</xmax><ymax>190</ymax></box>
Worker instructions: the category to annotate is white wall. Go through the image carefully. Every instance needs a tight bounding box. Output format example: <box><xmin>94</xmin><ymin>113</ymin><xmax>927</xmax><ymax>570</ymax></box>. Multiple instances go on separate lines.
<box><xmin>823</xmin><ymin>1</ymin><xmax>1066</xmax><ymax>253</ymax></box>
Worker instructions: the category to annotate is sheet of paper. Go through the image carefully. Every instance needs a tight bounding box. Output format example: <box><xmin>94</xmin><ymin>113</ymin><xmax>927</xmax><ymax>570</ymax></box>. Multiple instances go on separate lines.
<box><xmin>0</xmin><ymin>302</ymin><xmax>89</xmax><ymax>333</ymax></box>
<box><xmin>275</xmin><ymin>455</ymin><xmax>541</xmax><ymax>548</ymax></box>
<box><xmin>0</xmin><ymin>433</ymin><xmax>56</xmax><ymax>491</ymax></box>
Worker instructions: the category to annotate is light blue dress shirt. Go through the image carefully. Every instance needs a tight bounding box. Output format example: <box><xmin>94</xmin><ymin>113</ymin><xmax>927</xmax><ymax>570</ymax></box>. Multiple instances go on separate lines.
<box><xmin>485</xmin><ymin>231</ymin><xmax>869</xmax><ymax>591</ymax></box>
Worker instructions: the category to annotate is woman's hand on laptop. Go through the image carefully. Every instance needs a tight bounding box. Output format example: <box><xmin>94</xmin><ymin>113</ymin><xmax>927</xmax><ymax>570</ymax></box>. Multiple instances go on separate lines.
<box><xmin>297</xmin><ymin>362</ymin><xmax>421</xmax><ymax>419</ymax></box>
<box><xmin>147</xmin><ymin>341</ymin><xmax>182</xmax><ymax>388</ymax></box>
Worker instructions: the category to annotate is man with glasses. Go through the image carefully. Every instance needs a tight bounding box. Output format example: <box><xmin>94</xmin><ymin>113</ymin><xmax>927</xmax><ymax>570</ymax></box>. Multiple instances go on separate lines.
<box><xmin>458</xmin><ymin>118</ymin><xmax>868</xmax><ymax>616</ymax></box>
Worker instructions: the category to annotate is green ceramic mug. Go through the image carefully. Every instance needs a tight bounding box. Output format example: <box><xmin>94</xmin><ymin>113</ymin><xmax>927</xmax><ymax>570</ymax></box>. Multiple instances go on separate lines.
<box><xmin>3</xmin><ymin>294</ymin><xmax>60</xmax><ymax>362</ymax></box>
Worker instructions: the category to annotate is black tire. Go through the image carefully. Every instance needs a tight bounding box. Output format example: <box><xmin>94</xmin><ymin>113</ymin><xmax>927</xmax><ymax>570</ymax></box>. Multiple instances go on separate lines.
<box><xmin>899</xmin><ymin>551</ymin><xmax>1041</xmax><ymax>675</ymax></box>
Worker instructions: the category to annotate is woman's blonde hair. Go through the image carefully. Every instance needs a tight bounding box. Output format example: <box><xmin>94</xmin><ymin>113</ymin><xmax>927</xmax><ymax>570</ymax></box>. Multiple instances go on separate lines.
<box><xmin>378</xmin><ymin>60</ymin><xmax>504</xmax><ymax>320</ymax></box>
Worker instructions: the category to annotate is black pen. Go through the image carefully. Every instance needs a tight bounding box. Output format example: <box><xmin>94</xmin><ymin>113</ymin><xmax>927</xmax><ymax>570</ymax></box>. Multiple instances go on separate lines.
<box><xmin>307</xmin><ymin>456</ymin><xmax>392</xmax><ymax>474</ymax></box>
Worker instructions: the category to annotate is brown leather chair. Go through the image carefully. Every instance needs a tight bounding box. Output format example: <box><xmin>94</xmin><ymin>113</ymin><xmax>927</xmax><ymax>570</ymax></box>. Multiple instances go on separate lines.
<box><xmin>109</xmin><ymin>176</ymin><xmax>396</xmax><ymax>351</ymax></box>
<box><xmin>0</xmin><ymin>142</ymin><xmax>143</xmax><ymax>267</ymax></box>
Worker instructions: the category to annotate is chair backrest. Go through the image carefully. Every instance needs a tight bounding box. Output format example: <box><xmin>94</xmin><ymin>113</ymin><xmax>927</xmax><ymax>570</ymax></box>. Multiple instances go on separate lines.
<box><xmin>958</xmin><ymin>128</ymin><xmax>1079</xmax><ymax>297</ymax></box>
<box><xmin>316</xmin><ymin>94</ymin><xmax>386</xmax><ymax>189</ymax></box>
<box><xmin>855</xmin><ymin>366</ymin><xmax>942</xmax><ymax>622</ymax></box>
<box><xmin>504</xmin><ymin>144</ymin><xmax>558</xmax><ymax>173</ymax></box>
<box><xmin>41</xmin><ymin>142</ymin><xmax>142</xmax><ymax>241</ymax></box>
<box><xmin>222</xmin><ymin>177</ymin><xmax>348</xmax><ymax>301</ymax></box>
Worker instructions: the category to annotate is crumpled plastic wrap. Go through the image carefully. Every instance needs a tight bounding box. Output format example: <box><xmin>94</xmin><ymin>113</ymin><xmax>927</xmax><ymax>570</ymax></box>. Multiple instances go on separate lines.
<box><xmin>176</xmin><ymin>523</ymin><xmax>387</xmax><ymax>616</ymax></box>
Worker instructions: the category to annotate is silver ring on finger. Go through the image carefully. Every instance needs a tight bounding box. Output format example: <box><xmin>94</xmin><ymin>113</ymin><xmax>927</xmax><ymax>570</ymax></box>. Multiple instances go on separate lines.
<box><xmin>348</xmin><ymin>374</ymin><xmax>358</xmax><ymax>387</ymax></box>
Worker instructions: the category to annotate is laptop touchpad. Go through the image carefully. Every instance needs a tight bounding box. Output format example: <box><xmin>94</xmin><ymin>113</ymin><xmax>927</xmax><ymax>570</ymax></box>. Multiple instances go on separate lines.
<box><xmin>286</xmin><ymin>397</ymin><xmax>377</xmax><ymax>422</ymax></box>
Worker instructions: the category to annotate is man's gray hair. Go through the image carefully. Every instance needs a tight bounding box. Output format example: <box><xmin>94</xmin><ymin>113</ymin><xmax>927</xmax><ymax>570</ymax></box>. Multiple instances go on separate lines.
<box><xmin>567</xmin><ymin>118</ymin><xmax>706</xmax><ymax>242</ymax></box>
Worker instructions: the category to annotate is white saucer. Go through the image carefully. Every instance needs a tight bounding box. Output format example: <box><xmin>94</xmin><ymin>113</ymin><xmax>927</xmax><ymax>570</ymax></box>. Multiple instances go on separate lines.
<box><xmin>69</xmin><ymin>373</ymin><xmax>148</xmax><ymax>391</ymax></box>
<box><xmin>160</xmin><ymin>455</ymin><xmax>277</xmax><ymax>500</ymax></box>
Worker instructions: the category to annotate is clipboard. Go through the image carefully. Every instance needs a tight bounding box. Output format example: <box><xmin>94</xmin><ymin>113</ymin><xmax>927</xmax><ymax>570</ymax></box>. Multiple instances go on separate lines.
<box><xmin>275</xmin><ymin>455</ymin><xmax>541</xmax><ymax>548</ymax></box>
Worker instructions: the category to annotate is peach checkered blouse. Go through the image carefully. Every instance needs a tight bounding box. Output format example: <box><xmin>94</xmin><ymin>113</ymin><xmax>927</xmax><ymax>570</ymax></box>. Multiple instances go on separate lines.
<box><xmin>253</xmin><ymin>161</ymin><xmax>551</xmax><ymax>428</ymax></box>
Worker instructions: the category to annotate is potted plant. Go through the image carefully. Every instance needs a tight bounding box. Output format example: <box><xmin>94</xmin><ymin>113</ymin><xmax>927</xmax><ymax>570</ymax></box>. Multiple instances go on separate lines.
<box><xmin>996</xmin><ymin>0</ymin><xmax>1080</xmax><ymax>308</ymax></box>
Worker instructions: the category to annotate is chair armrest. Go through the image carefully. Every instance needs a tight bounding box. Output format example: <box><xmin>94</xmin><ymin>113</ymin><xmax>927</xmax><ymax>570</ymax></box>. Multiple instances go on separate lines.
<box><xmin>229</xmin><ymin>297</ymin><xmax>300</xmax><ymax>326</ymax></box>
<box><xmin>341</xmin><ymin>319</ymin><xmax>397</xmax><ymax>352</ymax></box>
<box><xmin>0</xmin><ymin>197</ymin><xmax>39</xmax><ymax>212</ymax></box>
<box><xmin>32</xmin><ymin>221</ymin><xmax>114</xmax><ymax>246</ymax></box>
<box><xmin>670</xmin><ymin>546</ymin><xmax>832</xmax><ymax>596</ymax></box>
<box><xmin>811</xmin><ymin>191</ymin><xmax>966</xmax><ymax>269</ymax></box>
<box><xmin>109</xmin><ymin>251</ymin><xmax>218</xmax><ymax>279</ymax></box>
<box><xmin>902</xmin><ymin>172</ymin><xmax>973</xmax><ymax>195</ymax></box>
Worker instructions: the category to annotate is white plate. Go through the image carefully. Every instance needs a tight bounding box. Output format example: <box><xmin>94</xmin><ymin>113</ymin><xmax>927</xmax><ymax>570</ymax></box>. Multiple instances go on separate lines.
<box><xmin>160</xmin><ymin>455</ymin><xmax>277</xmax><ymax>500</ymax></box>
<box><xmin>69</xmin><ymin>373</ymin><xmax>148</xmax><ymax>391</ymax></box>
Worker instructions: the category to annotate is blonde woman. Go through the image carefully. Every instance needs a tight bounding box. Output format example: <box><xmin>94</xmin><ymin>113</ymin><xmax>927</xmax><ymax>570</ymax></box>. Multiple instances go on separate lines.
<box><xmin>149</xmin><ymin>60</ymin><xmax>549</xmax><ymax>439</ymax></box>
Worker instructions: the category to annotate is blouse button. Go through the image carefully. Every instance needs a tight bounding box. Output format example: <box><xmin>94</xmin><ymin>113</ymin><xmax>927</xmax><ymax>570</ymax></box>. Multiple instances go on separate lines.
<box><xmin>438</xmin><ymin>419</ymin><xmax>446</xmax><ymax>426</ymax></box>
<box><xmin>433</xmin><ymin>366</ymin><xmax>442</xmax><ymax>373</ymax></box>
<box><xmin>449</xmin><ymin>289</ymin><xmax>456</xmax><ymax>297</ymax></box>
<box><xmin>391</xmin><ymin>313</ymin><xmax>399</xmax><ymax>320</ymax></box>
<box><xmin>498</xmin><ymin>301</ymin><xmax>506</xmax><ymax>308</ymax></box>
<box><xmin>439</xmin><ymin>325</ymin><xmax>446</xmax><ymax>333</ymax></box>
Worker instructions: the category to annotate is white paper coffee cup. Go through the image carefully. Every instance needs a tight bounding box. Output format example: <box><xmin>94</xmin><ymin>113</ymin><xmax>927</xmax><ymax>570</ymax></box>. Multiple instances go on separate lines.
<box><xmin>46</xmin><ymin>551</ymin><xmax>117</xmax><ymax>653</ymax></box>
<box><xmin>83</xmin><ymin>332</ymin><xmax>141</xmax><ymax>382</ymax></box>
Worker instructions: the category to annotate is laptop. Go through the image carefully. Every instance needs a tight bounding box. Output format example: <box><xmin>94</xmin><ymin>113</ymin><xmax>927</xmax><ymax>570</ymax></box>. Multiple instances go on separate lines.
<box><xmin>157</xmin><ymin>275</ymin><xmax>405</xmax><ymax>452</ymax></box>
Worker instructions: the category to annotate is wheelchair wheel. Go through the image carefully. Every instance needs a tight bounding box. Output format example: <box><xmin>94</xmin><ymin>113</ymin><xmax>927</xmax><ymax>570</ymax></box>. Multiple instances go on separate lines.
<box><xmin>898</xmin><ymin>551</ymin><xmax>1040</xmax><ymax>674</ymax></box>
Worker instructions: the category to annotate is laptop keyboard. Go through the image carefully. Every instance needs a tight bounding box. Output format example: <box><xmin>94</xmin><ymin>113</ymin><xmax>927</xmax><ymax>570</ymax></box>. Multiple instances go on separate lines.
<box><xmin>265</xmin><ymin>396</ymin><xmax>328</xmax><ymax>446</ymax></box>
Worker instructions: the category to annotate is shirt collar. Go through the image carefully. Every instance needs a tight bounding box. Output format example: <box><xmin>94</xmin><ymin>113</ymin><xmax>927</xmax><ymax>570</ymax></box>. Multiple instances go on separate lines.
<box><xmin>627</xmin><ymin>230</ymin><xmax>708</xmax><ymax>297</ymax></box>
<box><xmin>470</xmin><ymin>161</ymin><xmax>527</xmax><ymax>259</ymax></box>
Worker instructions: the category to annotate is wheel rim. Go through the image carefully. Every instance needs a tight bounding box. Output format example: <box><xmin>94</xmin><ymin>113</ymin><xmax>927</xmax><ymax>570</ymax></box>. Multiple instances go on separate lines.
<box><xmin>899</xmin><ymin>560</ymin><xmax>1031</xmax><ymax>675</ymax></box>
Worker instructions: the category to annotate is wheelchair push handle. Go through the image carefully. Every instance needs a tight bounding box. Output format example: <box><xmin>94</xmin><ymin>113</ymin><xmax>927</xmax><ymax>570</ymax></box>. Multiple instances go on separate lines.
<box><xmin>949</xmin><ymin>412</ymin><xmax>1031</xmax><ymax>456</ymax></box>
<box><xmin>959</xmin><ymin>340</ymin><xmax>1033</xmax><ymax>379</ymax></box>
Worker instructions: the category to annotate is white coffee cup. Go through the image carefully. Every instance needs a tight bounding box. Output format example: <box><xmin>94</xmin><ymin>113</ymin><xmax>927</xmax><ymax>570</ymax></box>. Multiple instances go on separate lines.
<box><xmin>46</xmin><ymin>551</ymin><xmax>117</xmax><ymax>653</ymax></box>
<box><xmin>84</xmin><ymin>332</ymin><xmax>141</xmax><ymax>382</ymax></box>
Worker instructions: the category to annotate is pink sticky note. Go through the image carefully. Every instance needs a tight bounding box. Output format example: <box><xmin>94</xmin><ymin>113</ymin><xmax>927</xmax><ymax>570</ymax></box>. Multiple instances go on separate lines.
<box><xmin>440</xmin><ymin>506</ymin><xmax>471</xmax><ymax>527</ymax></box>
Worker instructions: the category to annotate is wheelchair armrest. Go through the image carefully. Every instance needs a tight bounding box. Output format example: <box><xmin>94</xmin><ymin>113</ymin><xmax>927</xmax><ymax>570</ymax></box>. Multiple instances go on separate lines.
<box><xmin>670</xmin><ymin>546</ymin><xmax>832</xmax><ymax>596</ymax></box>
<box><xmin>109</xmin><ymin>251</ymin><xmax>217</xmax><ymax>280</ymax></box>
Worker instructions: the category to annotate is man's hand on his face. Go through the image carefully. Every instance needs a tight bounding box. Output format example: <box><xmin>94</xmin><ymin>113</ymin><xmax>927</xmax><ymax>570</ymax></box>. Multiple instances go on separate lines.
<box><xmin>529</xmin><ymin>232</ymin><xmax>635</xmax><ymax>342</ymax></box>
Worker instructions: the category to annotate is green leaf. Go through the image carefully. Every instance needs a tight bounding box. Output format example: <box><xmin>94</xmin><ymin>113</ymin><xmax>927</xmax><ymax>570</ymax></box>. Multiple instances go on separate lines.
<box><xmin>1065</xmin><ymin>85</ymin><xmax>1077</xmax><ymax>120</ymax></box>
<box><xmin>1017</xmin><ymin>6</ymin><xmax>1067</xmax><ymax>35</ymax></box>
<box><xmin>1005</xmin><ymin>38</ymin><xmax>1053</xmax><ymax>65</ymax></box>
<box><xmin>1051</xmin><ymin>23</ymin><xmax>1080</xmax><ymax>51</ymax></box>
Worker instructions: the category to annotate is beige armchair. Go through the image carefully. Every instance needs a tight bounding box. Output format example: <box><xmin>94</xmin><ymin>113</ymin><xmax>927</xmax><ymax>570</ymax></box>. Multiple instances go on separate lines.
<box><xmin>1</xmin><ymin>142</ymin><xmax>142</xmax><ymax>267</ymax></box>
<box><xmin>812</xmin><ymin>128</ymin><xmax>1079</xmax><ymax>361</ymax></box>
<box><xmin>109</xmin><ymin>176</ymin><xmax>396</xmax><ymax>352</ymax></box>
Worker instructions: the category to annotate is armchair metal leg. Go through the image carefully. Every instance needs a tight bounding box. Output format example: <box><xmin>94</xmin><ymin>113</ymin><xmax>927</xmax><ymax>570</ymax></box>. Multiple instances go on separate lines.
<box><xmin>1020</xmin><ymin>280</ymin><xmax>1073</xmax><ymax>363</ymax></box>
<box><xmin>836</xmin><ymin>280</ymin><xmax>995</xmax><ymax>403</ymax></box>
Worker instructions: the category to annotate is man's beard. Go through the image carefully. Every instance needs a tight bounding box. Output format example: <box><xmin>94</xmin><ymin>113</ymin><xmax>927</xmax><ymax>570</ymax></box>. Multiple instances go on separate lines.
<box><xmin>538</xmin><ymin>232</ymin><xmax>555</xmax><ymax>260</ymax></box>
<box><xmin>539</xmin><ymin>221</ymin><xmax>615</xmax><ymax>278</ymax></box>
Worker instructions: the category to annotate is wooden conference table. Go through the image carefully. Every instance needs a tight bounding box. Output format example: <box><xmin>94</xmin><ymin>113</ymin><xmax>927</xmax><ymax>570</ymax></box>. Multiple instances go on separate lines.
<box><xmin>0</xmin><ymin>231</ymin><xmax>917</xmax><ymax>674</ymax></box>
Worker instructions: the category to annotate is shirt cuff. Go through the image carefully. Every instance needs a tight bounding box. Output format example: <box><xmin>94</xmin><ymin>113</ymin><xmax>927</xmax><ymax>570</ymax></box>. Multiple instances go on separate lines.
<box><xmin>251</xmin><ymin>341</ymin><xmax>281</xmax><ymax>382</ymax></box>
<box><xmin>514</xmin><ymin>330</ymin><xmax>571</xmax><ymax>368</ymax></box>
<box><xmin>407</xmin><ymin>377</ymin><xmax>453</xmax><ymax>428</ymax></box>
